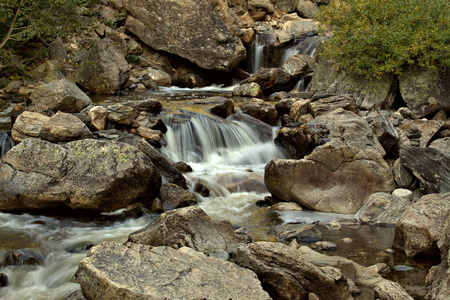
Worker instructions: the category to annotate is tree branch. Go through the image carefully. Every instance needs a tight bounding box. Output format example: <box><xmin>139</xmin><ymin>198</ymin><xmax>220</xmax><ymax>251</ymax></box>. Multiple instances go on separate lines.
<box><xmin>0</xmin><ymin>0</ymin><xmax>25</xmax><ymax>49</ymax></box>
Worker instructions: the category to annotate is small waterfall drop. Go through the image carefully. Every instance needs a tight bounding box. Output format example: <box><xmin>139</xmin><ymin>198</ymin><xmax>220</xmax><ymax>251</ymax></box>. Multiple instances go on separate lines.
<box><xmin>250</xmin><ymin>34</ymin><xmax>265</xmax><ymax>74</ymax></box>
<box><xmin>0</xmin><ymin>131</ymin><xmax>16</xmax><ymax>158</ymax></box>
<box><xmin>280</xmin><ymin>35</ymin><xmax>320</xmax><ymax>66</ymax></box>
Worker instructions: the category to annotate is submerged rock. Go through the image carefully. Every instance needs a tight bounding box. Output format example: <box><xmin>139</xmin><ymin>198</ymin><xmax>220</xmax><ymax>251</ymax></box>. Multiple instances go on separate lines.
<box><xmin>0</xmin><ymin>138</ymin><xmax>161</xmax><ymax>212</ymax></box>
<box><xmin>76</xmin><ymin>241</ymin><xmax>271</xmax><ymax>300</ymax></box>
<box><xmin>123</xmin><ymin>0</ymin><xmax>246</xmax><ymax>72</ymax></box>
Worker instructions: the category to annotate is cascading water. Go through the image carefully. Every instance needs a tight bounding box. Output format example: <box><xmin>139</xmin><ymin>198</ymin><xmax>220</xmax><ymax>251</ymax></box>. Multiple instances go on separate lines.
<box><xmin>249</xmin><ymin>34</ymin><xmax>265</xmax><ymax>74</ymax></box>
<box><xmin>280</xmin><ymin>35</ymin><xmax>320</xmax><ymax>65</ymax></box>
<box><xmin>0</xmin><ymin>131</ymin><xmax>15</xmax><ymax>158</ymax></box>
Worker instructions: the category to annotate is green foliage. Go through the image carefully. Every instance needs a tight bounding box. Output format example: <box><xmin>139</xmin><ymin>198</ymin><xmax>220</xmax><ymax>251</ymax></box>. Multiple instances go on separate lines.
<box><xmin>315</xmin><ymin>0</ymin><xmax>450</xmax><ymax>78</ymax></box>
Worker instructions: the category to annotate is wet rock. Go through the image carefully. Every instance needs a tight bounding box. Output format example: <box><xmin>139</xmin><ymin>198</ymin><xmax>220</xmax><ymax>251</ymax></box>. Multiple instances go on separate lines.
<box><xmin>194</xmin><ymin>181</ymin><xmax>210</xmax><ymax>197</ymax></box>
<box><xmin>65</xmin><ymin>290</ymin><xmax>86</xmax><ymax>300</ymax></box>
<box><xmin>399</xmin><ymin>67</ymin><xmax>450</xmax><ymax>118</ymax></box>
<box><xmin>225</xmin><ymin>176</ymin><xmax>267</xmax><ymax>193</ymax></box>
<box><xmin>76</xmin><ymin>242</ymin><xmax>270</xmax><ymax>300</ymax></box>
<box><xmin>0</xmin><ymin>273</ymin><xmax>7</xmax><ymax>287</ymax></box>
<box><xmin>232</xmin><ymin>82</ymin><xmax>262</xmax><ymax>97</ymax></box>
<box><xmin>393</xmin><ymin>193</ymin><xmax>450</xmax><ymax>258</ymax></box>
<box><xmin>242</xmin><ymin>67</ymin><xmax>295</xmax><ymax>95</ymax></box>
<box><xmin>240</xmin><ymin>102</ymin><xmax>279</xmax><ymax>126</ymax></box>
<box><xmin>88</xmin><ymin>106</ymin><xmax>108</xmax><ymax>131</ymax></box>
<box><xmin>11</xmin><ymin>111</ymin><xmax>50</xmax><ymax>142</ymax></box>
<box><xmin>228</xmin><ymin>112</ymin><xmax>273</xmax><ymax>141</ymax></box>
<box><xmin>73</xmin><ymin>38</ymin><xmax>130</xmax><ymax>95</ymax></box>
<box><xmin>30</xmin><ymin>79</ymin><xmax>92</xmax><ymax>113</ymax></box>
<box><xmin>124</xmin><ymin>0</ymin><xmax>246</xmax><ymax>72</ymax></box>
<box><xmin>40</xmin><ymin>111</ymin><xmax>93</xmax><ymax>142</ymax></box>
<box><xmin>314</xmin><ymin>241</ymin><xmax>337</xmax><ymax>251</ymax></box>
<box><xmin>400</xmin><ymin>146</ymin><xmax>450</xmax><ymax>193</ymax></box>
<box><xmin>127</xmin><ymin>137</ymin><xmax>187</xmax><ymax>189</ymax></box>
<box><xmin>0</xmin><ymin>138</ymin><xmax>161</xmax><ymax>212</ymax></box>
<box><xmin>173</xmin><ymin>161</ymin><xmax>192</xmax><ymax>173</ymax></box>
<box><xmin>159</xmin><ymin>183</ymin><xmax>197</xmax><ymax>212</ymax></box>
<box><xmin>275</xmin><ymin>224</ymin><xmax>323</xmax><ymax>243</ymax></box>
<box><xmin>132</xmin><ymin>112</ymin><xmax>167</xmax><ymax>132</ymax></box>
<box><xmin>5</xmin><ymin>249</ymin><xmax>45</xmax><ymax>266</ymax></box>
<box><xmin>297</xmin><ymin>246</ymin><xmax>413</xmax><ymax>300</ymax></box>
<box><xmin>210</xmin><ymin>99</ymin><xmax>235</xmax><ymax>118</ymax></box>
<box><xmin>270</xmin><ymin>202</ymin><xmax>303</xmax><ymax>211</ymax></box>
<box><xmin>128</xmin><ymin>206</ymin><xmax>249</xmax><ymax>256</ymax></box>
<box><xmin>234</xmin><ymin>242</ymin><xmax>352</xmax><ymax>300</ymax></box>
<box><xmin>355</xmin><ymin>192</ymin><xmax>411</xmax><ymax>226</ymax></box>
<box><xmin>107</xmin><ymin>103</ymin><xmax>140</xmax><ymax>126</ymax></box>
<box><xmin>275</xmin><ymin>99</ymin><xmax>294</xmax><ymax>116</ymax></box>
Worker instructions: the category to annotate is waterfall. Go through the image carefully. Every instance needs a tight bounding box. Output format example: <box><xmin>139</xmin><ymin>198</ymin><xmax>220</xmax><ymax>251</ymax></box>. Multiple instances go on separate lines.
<box><xmin>280</xmin><ymin>35</ymin><xmax>320</xmax><ymax>66</ymax></box>
<box><xmin>250</xmin><ymin>34</ymin><xmax>265</xmax><ymax>74</ymax></box>
<box><xmin>0</xmin><ymin>131</ymin><xmax>15</xmax><ymax>158</ymax></box>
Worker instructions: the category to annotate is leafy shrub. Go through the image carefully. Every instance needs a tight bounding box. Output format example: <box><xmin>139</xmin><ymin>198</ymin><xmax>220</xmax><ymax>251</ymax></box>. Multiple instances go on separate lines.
<box><xmin>315</xmin><ymin>0</ymin><xmax>450</xmax><ymax>78</ymax></box>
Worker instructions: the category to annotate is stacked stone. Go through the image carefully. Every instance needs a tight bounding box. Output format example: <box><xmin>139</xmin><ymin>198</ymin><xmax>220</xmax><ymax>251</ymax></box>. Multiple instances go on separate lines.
<box><xmin>407</xmin><ymin>124</ymin><xmax>421</xmax><ymax>147</ymax></box>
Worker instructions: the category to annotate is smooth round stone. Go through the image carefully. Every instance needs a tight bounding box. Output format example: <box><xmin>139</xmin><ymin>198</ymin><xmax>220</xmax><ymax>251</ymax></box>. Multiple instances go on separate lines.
<box><xmin>394</xmin><ymin>265</ymin><xmax>414</xmax><ymax>272</ymax></box>
<box><xmin>392</xmin><ymin>188</ymin><xmax>413</xmax><ymax>201</ymax></box>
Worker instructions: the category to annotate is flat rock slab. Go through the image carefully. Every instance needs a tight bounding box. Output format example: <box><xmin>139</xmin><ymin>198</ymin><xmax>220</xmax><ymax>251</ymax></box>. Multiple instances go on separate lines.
<box><xmin>76</xmin><ymin>241</ymin><xmax>271</xmax><ymax>300</ymax></box>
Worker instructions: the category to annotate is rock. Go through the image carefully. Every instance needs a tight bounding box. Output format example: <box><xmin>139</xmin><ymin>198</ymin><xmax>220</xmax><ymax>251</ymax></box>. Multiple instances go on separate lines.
<box><xmin>228</xmin><ymin>113</ymin><xmax>273</xmax><ymax>141</ymax></box>
<box><xmin>234</xmin><ymin>242</ymin><xmax>352</xmax><ymax>300</ymax></box>
<box><xmin>64</xmin><ymin>290</ymin><xmax>86</xmax><ymax>300</ymax></box>
<box><xmin>240</xmin><ymin>102</ymin><xmax>279</xmax><ymax>126</ymax></box>
<box><xmin>232</xmin><ymin>82</ymin><xmax>262</xmax><ymax>97</ymax></box>
<box><xmin>0</xmin><ymin>138</ymin><xmax>161</xmax><ymax>212</ymax></box>
<box><xmin>430</xmin><ymin>137</ymin><xmax>450</xmax><ymax>154</ymax></box>
<box><xmin>73</xmin><ymin>38</ymin><xmax>130</xmax><ymax>94</ymax></box>
<box><xmin>392</xmin><ymin>158</ymin><xmax>414</xmax><ymax>188</ymax></box>
<box><xmin>126</xmin><ymin>137</ymin><xmax>187</xmax><ymax>189</ymax></box>
<box><xmin>398</xmin><ymin>67</ymin><xmax>450</xmax><ymax>118</ymax></box>
<box><xmin>124</xmin><ymin>99</ymin><xmax>163</xmax><ymax>115</ymax></box>
<box><xmin>0</xmin><ymin>273</ymin><xmax>7</xmax><ymax>287</ymax></box>
<box><xmin>107</xmin><ymin>103</ymin><xmax>139</xmax><ymax>126</ymax></box>
<box><xmin>278</xmin><ymin>0</ymin><xmax>299</xmax><ymax>12</ymax></box>
<box><xmin>270</xmin><ymin>202</ymin><xmax>303</xmax><ymax>211</ymax></box>
<box><xmin>11</xmin><ymin>111</ymin><xmax>50</xmax><ymax>142</ymax></box>
<box><xmin>173</xmin><ymin>161</ymin><xmax>192</xmax><ymax>173</ymax></box>
<box><xmin>310</xmin><ymin>94</ymin><xmax>358</xmax><ymax>117</ymax></box>
<box><xmin>397</xmin><ymin>119</ymin><xmax>443</xmax><ymax>148</ymax></box>
<box><xmin>392</xmin><ymin>188</ymin><xmax>412</xmax><ymax>201</ymax></box>
<box><xmin>88</xmin><ymin>106</ymin><xmax>108</xmax><ymax>131</ymax></box>
<box><xmin>355</xmin><ymin>192</ymin><xmax>411</xmax><ymax>226</ymax></box>
<box><xmin>274</xmin><ymin>224</ymin><xmax>323</xmax><ymax>243</ymax></box>
<box><xmin>297</xmin><ymin>246</ymin><xmax>413</xmax><ymax>300</ymax></box>
<box><xmin>30</xmin><ymin>79</ymin><xmax>92</xmax><ymax>113</ymax></box>
<box><xmin>314</xmin><ymin>241</ymin><xmax>337</xmax><ymax>251</ymax></box>
<box><xmin>135</xmin><ymin>127</ymin><xmax>162</xmax><ymax>141</ymax></box>
<box><xmin>282</xmin><ymin>19</ymin><xmax>318</xmax><ymax>38</ymax></box>
<box><xmin>132</xmin><ymin>112</ymin><xmax>167</xmax><ymax>132</ymax></box>
<box><xmin>159</xmin><ymin>183</ymin><xmax>197</xmax><ymax>212</ymax></box>
<box><xmin>275</xmin><ymin>98</ymin><xmax>295</xmax><ymax>116</ymax></box>
<box><xmin>425</xmin><ymin>222</ymin><xmax>450</xmax><ymax>300</ymax></box>
<box><xmin>5</xmin><ymin>80</ymin><xmax>23</xmax><ymax>94</ymax></box>
<box><xmin>31</xmin><ymin>60</ymin><xmax>65</xmax><ymax>83</ymax></box>
<box><xmin>123</xmin><ymin>0</ymin><xmax>246</xmax><ymax>72</ymax></box>
<box><xmin>76</xmin><ymin>242</ymin><xmax>271</xmax><ymax>300</ymax></box>
<box><xmin>282</xmin><ymin>54</ymin><xmax>308</xmax><ymax>78</ymax></box>
<box><xmin>400</xmin><ymin>146</ymin><xmax>450</xmax><ymax>193</ymax></box>
<box><xmin>5</xmin><ymin>248</ymin><xmax>45</xmax><ymax>266</ymax></box>
<box><xmin>289</xmin><ymin>99</ymin><xmax>311</xmax><ymax>122</ymax></box>
<box><xmin>365</xmin><ymin>111</ymin><xmax>400</xmax><ymax>153</ymax></box>
<box><xmin>128</xmin><ymin>206</ymin><xmax>249</xmax><ymax>256</ymax></box>
<box><xmin>242</xmin><ymin>67</ymin><xmax>295</xmax><ymax>95</ymax></box>
<box><xmin>310</xmin><ymin>58</ymin><xmax>396</xmax><ymax>111</ymax></box>
<box><xmin>296</xmin><ymin>0</ymin><xmax>319</xmax><ymax>19</ymax></box>
<box><xmin>393</xmin><ymin>193</ymin><xmax>450</xmax><ymax>258</ymax></box>
<box><xmin>210</xmin><ymin>99</ymin><xmax>235</xmax><ymax>118</ymax></box>
<box><xmin>145</xmin><ymin>67</ymin><xmax>171</xmax><ymax>87</ymax></box>
<box><xmin>48</xmin><ymin>38</ymin><xmax>67</xmax><ymax>61</ymax></box>
<box><xmin>39</xmin><ymin>111</ymin><xmax>93</xmax><ymax>142</ymax></box>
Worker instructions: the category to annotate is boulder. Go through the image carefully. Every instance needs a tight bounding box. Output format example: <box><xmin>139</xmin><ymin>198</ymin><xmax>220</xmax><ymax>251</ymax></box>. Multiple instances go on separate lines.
<box><xmin>393</xmin><ymin>193</ymin><xmax>450</xmax><ymax>258</ymax></box>
<box><xmin>400</xmin><ymin>146</ymin><xmax>450</xmax><ymax>193</ymax></box>
<box><xmin>429</xmin><ymin>137</ymin><xmax>450</xmax><ymax>154</ymax></box>
<box><xmin>128</xmin><ymin>206</ymin><xmax>249</xmax><ymax>257</ymax></box>
<box><xmin>365</xmin><ymin>111</ymin><xmax>399</xmax><ymax>154</ymax></box>
<box><xmin>29</xmin><ymin>79</ymin><xmax>92</xmax><ymax>113</ymax></box>
<box><xmin>282</xmin><ymin>54</ymin><xmax>308</xmax><ymax>79</ymax></box>
<box><xmin>145</xmin><ymin>67</ymin><xmax>171</xmax><ymax>87</ymax></box>
<box><xmin>11</xmin><ymin>111</ymin><xmax>50</xmax><ymax>142</ymax></box>
<box><xmin>73</xmin><ymin>38</ymin><xmax>130</xmax><ymax>94</ymax></box>
<box><xmin>274</xmin><ymin>224</ymin><xmax>323</xmax><ymax>243</ymax></box>
<box><xmin>277</xmin><ymin>0</ymin><xmax>299</xmax><ymax>12</ymax></box>
<box><xmin>399</xmin><ymin>67</ymin><xmax>450</xmax><ymax>118</ymax></box>
<box><xmin>289</xmin><ymin>99</ymin><xmax>311</xmax><ymax>122</ymax></box>
<box><xmin>240</xmin><ymin>102</ymin><xmax>279</xmax><ymax>125</ymax></box>
<box><xmin>297</xmin><ymin>245</ymin><xmax>414</xmax><ymax>300</ymax></box>
<box><xmin>425</xmin><ymin>223</ymin><xmax>450</xmax><ymax>300</ymax></box>
<box><xmin>0</xmin><ymin>138</ymin><xmax>161</xmax><ymax>212</ymax></box>
<box><xmin>281</xmin><ymin>19</ymin><xmax>318</xmax><ymax>38</ymax></box>
<box><xmin>275</xmin><ymin>98</ymin><xmax>295</xmax><ymax>116</ymax></box>
<box><xmin>132</xmin><ymin>112</ymin><xmax>167</xmax><ymax>132</ymax></box>
<box><xmin>107</xmin><ymin>103</ymin><xmax>140</xmax><ymax>126</ymax></box>
<box><xmin>296</xmin><ymin>0</ymin><xmax>319</xmax><ymax>19</ymax></box>
<box><xmin>31</xmin><ymin>60</ymin><xmax>65</xmax><ymax>83</ymax></box>
<box><xmin>123</xmin><ymin>0</ymin><xmax>246</xmax><ymax>72</ymax></box>
<box><xmin>159</xmin><ymin>183</ymin><xmax>197</xmax><ymax>212</ymax></box>
<box><xmin>310</xmin><ymin>58</ymin><xmax>396</xmax><ymax>111</ymax></box>
<box><xmin>242</xmin><ymin>67</ymin><xmax>295</xmax><ymax>95</ymax></box>
<box><xmin>48</xmin><ymin>38</ymin><xmax>67</xmax><ymax>61</ymax></box>
<box><xmin>76</xmin><ymin>242</ymin><xmax>271</xmax><ymax>300</ymax></box>
<box><xmin>124</xmin><ymin>99</ymin><xmax>163</xmax><ymax>115</ymax></box>
<box><xmin>135</xmin><ymin>127</ymin><xmax>162</xmax><ymax>141</ymax></box>
<box><xmin>40</xmin><ymin>111</ymin><xmax>93</xmax><ymax>142</ymax></box>
<box><xmin>310</xmin><ymin>94</ymin><xmax>358</xmax><ymax>117</ymax></box>
<box><xmin>232</xmin><ymin>82</ymin><xmax>262</xmax><ymax>97</ymax></box>
<box><xmin>210</xmin><ymin>99</ymin><xmax>235</xmax><ymax>118</ymax></box>
<box><xmin>397</xmin><ymin>119</ymin><xmax>443</xmax><ymax>148</ymax></box>
<box><xmin>234</xmin><ymin>242</ymin><xmax>352</xmax><ymax>300</ymax></box>
<box><xmin>88</xmin><ymin>106</ymin><xmax>108</xmax><ymax>131</ymax></box>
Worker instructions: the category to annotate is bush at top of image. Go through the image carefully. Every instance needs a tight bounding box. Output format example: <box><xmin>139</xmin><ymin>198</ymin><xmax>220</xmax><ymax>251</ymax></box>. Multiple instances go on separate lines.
<box><xmin>315</xmin><ymin>0</ymin><xmax>450</xmax><ymax>78</ymax></box>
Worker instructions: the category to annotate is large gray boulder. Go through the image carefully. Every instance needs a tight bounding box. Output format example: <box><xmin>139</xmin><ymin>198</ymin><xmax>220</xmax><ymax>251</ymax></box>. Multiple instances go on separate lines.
<box><xmin>128</xmin><ymin>206</ymin><xmax>249</xmax><ymax>257</ymax></box>
<box><xmin>30</xmin><ymin>79</ymin><xmax>92</xmax><ymax>113</ymax></box>
<box><xmin>426</xmin><ymin>223</ymin><xmax>450</xmax><ymax>300</ymax></box>
<box><xmin>76</xmin><ymin>241</ymin><xmax>271</xmax><ymax>300</ymax></box>
<box><xmin>73</xmin><ymin>38</ymin><xmax>130</xmax><ymax>94</ymax></box>
<box><xmin>123</xmin><ymin>0</ymin><xmax>246</xmax><ymax>71</ymax></box>
<box><xmin>399</xmin><ymin>67</ymin><xmax>450</xmax><ymax>118</ymax></box>
<box><xmin>0</xmin><ymin>138</ymin><xmax>161</xmax><ymax>212</ymax></box>
<box><xmin>234</xmin><ymin>242</ymin><xmax>352</xmax><ymax>300</ymax></box>
<box><xmin>40</xmin><ymin>111</ymin><xmax>93</xmax><ymax>142</ymax></box>
<box><xmin>310</xmin><ymin>57</ymin><xmax>396</xmax><ymax>111</ymax></box>
<box><xmin>393</xmin><ymin>193</ymin><xmax>450</xmax><ymax>258</ymax></box>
